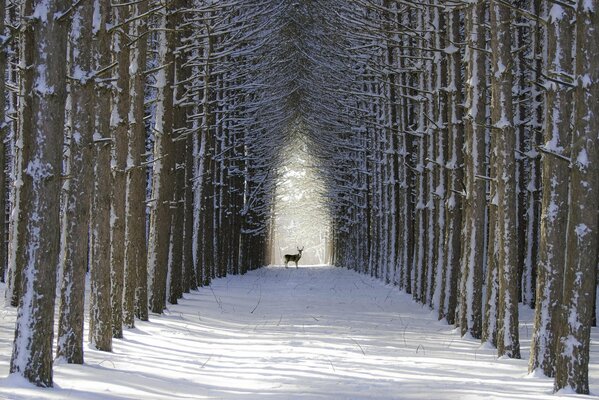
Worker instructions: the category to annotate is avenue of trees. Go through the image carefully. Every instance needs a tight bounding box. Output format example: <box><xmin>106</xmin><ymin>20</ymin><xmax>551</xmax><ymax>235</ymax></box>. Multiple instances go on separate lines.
<box><xmin>0</xmin><ymin>0</ymin><xmax>597</xmax><ymax>395</ymax></box>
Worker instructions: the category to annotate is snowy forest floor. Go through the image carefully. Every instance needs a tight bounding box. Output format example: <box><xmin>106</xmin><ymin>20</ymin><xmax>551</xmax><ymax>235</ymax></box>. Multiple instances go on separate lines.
<box><xmin>0</xmin><ymin>265</ymin><xmax>597</xmax><ymax>399</ymax></box>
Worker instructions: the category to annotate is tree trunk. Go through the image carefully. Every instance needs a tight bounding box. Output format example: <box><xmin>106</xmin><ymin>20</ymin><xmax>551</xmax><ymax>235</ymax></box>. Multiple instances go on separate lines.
<box><xmin>9</xmin><ymin>0</ymin><xmax>69</xmax><ymax>386</ymax></box>
<box><xmin>441</xmin><ymin>4</ymin><xmax>464</xmax><ymax>326</ymax></box>
<box><xmin>490</xmin><ymin>0</ymin><xmax>520</xmax><ymax>359</ymax></box>
<box><xmin>147</xmin><ymin>2</ymin><xmax>176</xmax><ymax>315</ymax></box>
<box><xmin>529</xmin><ymin>1</ymin><xmax>573</xmax><ymax>376</ymax></box>
<box><xmin>554</xmin><ymin>0</ymin><xmax>599</xmax><ymax>392</ymax></box>
<box><xmin>459</xmin><ymin>0</ymin><xmax>486</xmax><ymax>339</ymax></box>
<box><xmin>109</xmin><ymin>0</ymin><xmax>130</xmax><ymax>339</ymax></box>
<box><xmin>124</xmin><ymin>0</ymin><xmax>149</xmax><ymax>326</ymax></box>
<box><xmin>56</xmin><ymin>0</ymin><xmax>94</xmax><ymax>363</ymax></box>
<box><xmin>88</xmin><ymin>0</ymin><xmax>113</xmax><ymax>352</ymax></box>
<box><xmin>0</xmin><ymin>0</ymin><xmax>7</xmax><ymax>282</ymax></box>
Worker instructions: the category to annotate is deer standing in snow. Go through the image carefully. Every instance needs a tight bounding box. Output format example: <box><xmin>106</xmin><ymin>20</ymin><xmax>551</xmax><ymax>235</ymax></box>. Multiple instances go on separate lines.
<box><xmin>284</xmin><ymin>247</ymin><xmax>304</xmax><ymax>268</ymax></box>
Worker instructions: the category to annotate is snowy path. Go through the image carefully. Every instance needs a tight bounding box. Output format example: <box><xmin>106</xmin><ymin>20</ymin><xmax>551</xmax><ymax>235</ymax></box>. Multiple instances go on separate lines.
<box><xmin>0</xmin><ymin>265</ymin><xmax>597</xmax><ymax>399</ymax></box>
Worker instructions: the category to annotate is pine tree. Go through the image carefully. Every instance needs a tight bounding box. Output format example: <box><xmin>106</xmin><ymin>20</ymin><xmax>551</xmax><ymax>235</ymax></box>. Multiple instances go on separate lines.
<box><xmin>9</xmin><ymin>0</ymin><xmax>69</xmax><ymax>386</ymax></box>
<box><xmin>56</xmin><ymin>0</ymin><xmax>94</xmax><ymax>363</ymax></box>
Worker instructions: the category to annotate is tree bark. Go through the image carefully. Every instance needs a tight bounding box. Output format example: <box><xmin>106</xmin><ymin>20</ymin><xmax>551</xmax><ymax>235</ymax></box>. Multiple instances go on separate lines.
<box><xmin>529</xmin><ymin>0</ymin><xmax>573</xmax><ymax>376</ymax></box>
<box><xmin>9</xmin><ymin>0</ymin><xmax>69</xmax><ymax>386</ymax></box>
<box><xmin>109</xmin><ymin>0</ymin><xmax>130</xmax><ymax>339</ymax></box>
<box><xmin>459</xmin><ymin>0</ymin><xmax>486</xmax><ymax>339</ymax></box>
<box><xmin>554</xmin><ymin>0</ymin><xmax>599</xmax><ymax>392</ymax></box>
<box><xmin>147</xmin><ymin>1</ymin><xmax>177</xmax><ymax>314</ymax></box>
<box><xmin>56</xmin><ymin>0</ymin><xmax>94</xmax><ymax>363</ymax></box>
<box><xmin>124</xmin><ymin>0</ymin><xmax>149</xmax><ymax>325</ymax></box>
<box><xmin>490</xmin><ymin>0</ymin><xmax>520</xmax><ymax>359</ymax></box>
<box><xmin>88</xmin><ymin>0</ymin><xmax>113</xmax><ymax>352</ymax></box>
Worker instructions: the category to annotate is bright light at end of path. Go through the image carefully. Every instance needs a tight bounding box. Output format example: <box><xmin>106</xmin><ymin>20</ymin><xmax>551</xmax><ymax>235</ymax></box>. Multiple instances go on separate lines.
<box><xmin>269</xmin><ymin>137</ymin><xmax>332</xmax><ymax>266</ymax></box>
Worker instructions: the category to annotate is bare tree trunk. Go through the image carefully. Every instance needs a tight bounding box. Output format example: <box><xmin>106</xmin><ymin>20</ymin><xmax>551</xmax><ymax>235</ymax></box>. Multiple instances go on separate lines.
<box><xmin>490</xmin><ymin>0</ymin><xmax>520</xmax><ymax>359</ymax></box>
<box><xmin>56</xmin><ymin>0</ymin><xmax>94</xmax><ymax>363</ymax></box>
<box><xmin>88</xmin><ymin>0</ymin><xmax>113</xmax><ymax>352</ymax></box>
<box><xmin>529</xmin><ymin>0</ymin><xmax>573</xmax><ymax>376</ymax></box>
<box><xmin>169</xmin><ymin>2</ymin><xmax>191</xmax><ymax>302</ymax></box>
<box><xmin>147</xmin><ymin>1</ymin><xmax>176</xmax><ymax>315</ymax></box>
<box><xmin>109</xmin><ymin>0</ymin><xmax>130</xmax><ymax>339</ymax></box>
<box><xmin>441</xmin><ymin>4</ymin><xmax>464</xmax><ymax>326</ymax></box>
<box><xmin>124</xmin><ymin>0</ymin><xmax>149</xmax><ymax>325</ymax></box>
<box><xmin>0</xmin><ymin>0</ymin><xmax>7</xmax><ymax>282</ymax></box>
<box><xmin>5</xmin><ymin>0</ymin><xmax>32</xmax><ymax>308</ymax></box>
<box><xmin>459</xmin><ymin>0</ymin><xmax>486</xmax><ymax>339</ymax></box>
<box><xmin>9</xmin><ymin>0</ymin><xmax>69</xmax><ymax>386</ymax></box>
<box><xmin>554</xmin><ymin>0</ymin><xmax>599</xmax><ymax>392</ymax></box>
<box><xmin>522</xmin><ymin>0</ymin><xmax>544</xmax><ymax>309</ymax></box>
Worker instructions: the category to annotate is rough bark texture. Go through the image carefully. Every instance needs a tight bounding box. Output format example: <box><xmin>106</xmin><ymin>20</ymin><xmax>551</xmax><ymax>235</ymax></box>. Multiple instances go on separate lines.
<box><xmin>459</xmin><ymin>0</ymin><xmax>486</xmax><ymax>338</ymax></box>
<box><xmin>0</xmin><ymin>0</ymin><xmax>7</xmax><ymax>283</ymax></box>
<box><xmin>9</xmin><ymin>0</ymin><xmax>69</xmax><ymax>386</ymax></box>
<box><xmin>109</xmin><ymin>0</ymin><xmax>130</xmax><ymax>339</ymax></box>
<box><xmin>529</xmin><ymin>1</ymin><xmax>573</xmax><ymax>376</ymax></box>
<box><xmin>490</xmin><ymin>0</ymin><xmax>520</xmax><ymax>359</ymax></box>
<box><xmin>5</xmin><ymin>0</ymin><xmax>32</xmax><ymax>308</ymax></box>
<box><xmin>88</xmin><ymin>0</ymin><xmax>113</xmax><ymax>353</ymax></box>
<box><xmin>56</xmin><ymin>0</ymin><xmax>94</xmax><ymax>364</ymax></box>
<box><xmin>441</xmin><ymin>5</ymin><xmax>463</xmax><ymax>326</ymax></box>
<box><xmin>124</xmin><ymin>0</ymin><xmax>149</xmax><ymax>325</ymax></box>
<box><xmin>147</xmin><ymin>2</ymin><xmax>176</xmax><ymax>314</ymax></box>
<box><xmin>554</xmin><ymin>0</ymin><xmax>599</xmax><ymax>393</ymax></box>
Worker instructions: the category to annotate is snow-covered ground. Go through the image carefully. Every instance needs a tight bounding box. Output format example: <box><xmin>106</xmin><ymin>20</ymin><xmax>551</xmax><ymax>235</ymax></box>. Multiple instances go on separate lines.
<box><xmin>0</xmin><ymin>265</ymin><xmax>597</xmax><ymax>399</ymax></box>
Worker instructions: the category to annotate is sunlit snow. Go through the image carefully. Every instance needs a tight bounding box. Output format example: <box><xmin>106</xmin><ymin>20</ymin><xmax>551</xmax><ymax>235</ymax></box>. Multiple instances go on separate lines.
<box><xmin>0</xmin><ymin>266</ymin><xmax>598</xmax><ymax>399</ymax></box>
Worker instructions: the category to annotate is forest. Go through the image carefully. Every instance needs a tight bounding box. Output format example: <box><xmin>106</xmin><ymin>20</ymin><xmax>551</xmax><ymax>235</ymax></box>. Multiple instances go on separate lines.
<box><xmin>0</xmin><ymin>0</ymin><xmax>597</xmax><ymax>397</ymax></box>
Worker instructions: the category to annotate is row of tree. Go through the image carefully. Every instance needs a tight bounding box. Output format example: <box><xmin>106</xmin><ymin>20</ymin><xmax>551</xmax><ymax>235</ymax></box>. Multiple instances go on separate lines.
<box><xmin>0</xmin><ymin>0</ymin><xmax>287</xmax><ymax>388</ymax></box>
<box><xmin>316</xmin><ymin>0</ymin><xmax>598</xmax><ymax>395</ymax></box>
<box><xmin>1</xmin><ymin>0</ymin><xmax>597</xmax><ymax>395</ymax></box>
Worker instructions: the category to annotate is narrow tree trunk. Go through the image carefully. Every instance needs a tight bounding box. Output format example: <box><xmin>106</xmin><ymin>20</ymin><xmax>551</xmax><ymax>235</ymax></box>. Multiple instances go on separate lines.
<box><xmin>0</xmin><ymin>0</ymin><xmax>7</xmax><ymax>282</ymax></box>
<box><xmin>459</xmin><ymin>0</ymin><xmax>486</xmax><ymax>338</ymax></box>
<box><xmin>109</xmin><ymin>0</ymin><xmax>130</xmax><ymax>339</ymax></box>
<box><xmin>88</xmin><ymin>0</ymin><xmax>113</xmax><ymax>352</ymax></box>
<box><xmin>441</xmin><ymin>4</ymin><xmax>464</xmax><ymax>326</ymax></box>
<box><xmin>56</xmin><ymin>0</ymin><xmax>94</xmax><ymax>363</ymax></box>
<box><xmin>147</xmin><ymin>2</ymin><xmax>176</xmax><ymax>315</ymax></box>
<box><xmin>124</xmin><ymin>0</ymin><xmax>149</xmax><ymax>325</ymax></box>
<box><xmin>490</xmin><ymin>0</ymin><xmax>520</xmax><ymax>359</ymax></box>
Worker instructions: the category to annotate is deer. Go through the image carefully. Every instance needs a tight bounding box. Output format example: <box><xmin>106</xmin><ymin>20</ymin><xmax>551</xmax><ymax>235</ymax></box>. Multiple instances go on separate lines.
<box><xmin>284</xmin><ymin>246</ymin><xmax>304</xmax><ymax>269</ymax></box>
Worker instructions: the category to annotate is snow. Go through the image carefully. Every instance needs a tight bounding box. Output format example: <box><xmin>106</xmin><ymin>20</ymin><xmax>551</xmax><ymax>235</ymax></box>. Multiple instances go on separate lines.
<box><xmin>576</xmin><ymin>148</ymin><xmax>589</xmax><ymax>169</ymax></box>
<box><xmin>575</xmin><ymin>223</ymin><xmax>591</xmax><ymax>239</ymax></box>
<box><xmin>548</xmin><ymin>4</ymin><xmax>565</xmax><ymax>22</ymax></box>
<box><xmin>0</xmin><ymin>265</ymin><xmax>598</xmax><ymax>399</ymax></box>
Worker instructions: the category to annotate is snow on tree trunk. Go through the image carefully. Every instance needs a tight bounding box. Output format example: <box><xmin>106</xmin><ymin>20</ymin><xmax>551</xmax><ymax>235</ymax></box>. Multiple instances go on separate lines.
<box><xmin>5</xmin><ymin>0</ymin><xmax>33</xmax><ymax>308</ymax></box>
<box><xmin>123</xmin><ymin>0</ymin><xmax>149</xmax><ymax>326</ymax></box>
<box><xmin>147</xmin><ymin>1</ymin><xmax>176</xmax><ymax>315</ymax></box>
<box><xmin>529</xmin><ymin>0</ymin><xmax>573</xmax><ymax>376</ymax></box>
<box><xmin>427</xmin><ymin>0</ymin><xmax>445</xmax><ymax>310</ymax></box>
<box><xmin>9</xmin><ymin>0</ymin><xmax>69</xmax><ymax>386</ymax></box>
<box><xmin>441</xmin><ymin>4</ymin><xmax>463</xmax><ymax>325</ymax></box>
<box><xmin>554</xmin><ymin>0</ymin><xmax>598</xmax><ymax>393</ymax></box>
<box><xmin>56</xmin><ymin>0</ymin><xmax>94</xmax><ymax>363</ymax></box>
<box><xmin>89</xmin><ymin>0</ymin><xmax>113</xmax><ymax>352</ymax></box>
<box><xmin>459</xmin><ymin>0</ymin><xmax>486</xmax><ymax>339</ymax></box>
<box><xmin>0</xmin><ymin>0</ymin><xmax>7</xmax><ymax>282</ymax></box>
<box><xmin>490</xmin><ymin>0</ymin><xmax>520</xmax><ymax>359</ymax></box>
<box><xmin>522</xmin><ymin>0</ymin><xmax>545</xmax><ymax>310</ymax></box>
<box><xmin>109</xmin><ymin>0</ymin><xmax>130</xmax><ymax>339</ymax></box>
